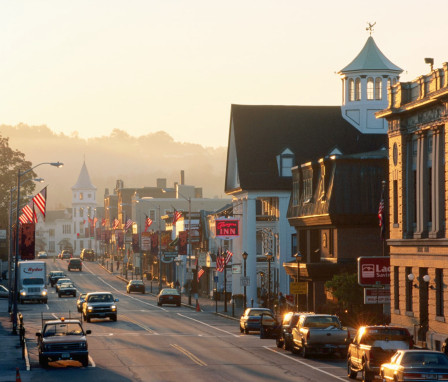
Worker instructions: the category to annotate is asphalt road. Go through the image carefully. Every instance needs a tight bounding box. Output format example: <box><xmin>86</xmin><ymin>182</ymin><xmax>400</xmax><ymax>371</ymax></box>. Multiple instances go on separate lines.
<box><xmin>17</xmin><ymin>259</ymin><xmax>354</xmax><ymax>382</ymax></box>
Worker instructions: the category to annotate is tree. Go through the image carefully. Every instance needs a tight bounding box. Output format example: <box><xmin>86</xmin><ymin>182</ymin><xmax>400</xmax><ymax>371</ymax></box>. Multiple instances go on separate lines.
<box><xmin>325</xmin><ymin>272</ymin><xmax>364</xmax><ymax>310</ymax></box>
<box><xmin>0</xmin><ymin>134</ymin><xmax>36</xmax><ymax>230</ymax></box>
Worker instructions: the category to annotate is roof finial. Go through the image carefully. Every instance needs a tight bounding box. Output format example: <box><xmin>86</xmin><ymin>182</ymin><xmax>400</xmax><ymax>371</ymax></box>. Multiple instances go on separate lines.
<box><xmin>366</xmin><ymin>22</ymin><xmax>376</xmax><ymax>36</ymax></box>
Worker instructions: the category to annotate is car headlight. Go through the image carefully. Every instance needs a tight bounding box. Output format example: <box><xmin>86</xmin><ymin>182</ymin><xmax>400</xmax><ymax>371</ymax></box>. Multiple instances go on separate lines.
<box><xmin>20</xmin><ymin>291</ymin><xmax>26</xmax><ymax>296</ymax></box>
<box><xmin>111</xmin><ymin>305</ymin><xmax>117</xmax><ymax>311</ymax></box>
<box><xmin>42</xmin><ymin>290</ymin><xmax>47</xmax><ymax>296</ymax></box>
<box><xmin>87</xmin><ymin>306</ymin><xmax>93</xmax><ymax>311</ymax></box>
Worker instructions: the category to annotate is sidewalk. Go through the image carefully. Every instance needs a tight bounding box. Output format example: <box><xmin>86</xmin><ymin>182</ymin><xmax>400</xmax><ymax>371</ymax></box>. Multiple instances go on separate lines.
<box><xmin>0</xmin><ymin>293</ymin><xmax>28</xmax><ymax>382</ymax></box>
<box><xmin>98</xmin><ymin>263</ymin><xmax>245</xmax><ymax>319</ymax></box>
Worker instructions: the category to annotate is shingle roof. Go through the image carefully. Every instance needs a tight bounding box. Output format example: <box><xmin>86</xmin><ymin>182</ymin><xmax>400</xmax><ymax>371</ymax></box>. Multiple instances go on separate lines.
<box><xmin>72</xmin><ymin>162</ymin><xmax>96</xmax><ymax>190</ymax></box>
<box><xmin>339</xmin><ymin>36</ymin><xmax>402</xmax><ymax>73</ymax></box>
<box><xmin>226</xmin><ymin>104</ymin><xmax>387</xmax><ymax>192</ymax></box>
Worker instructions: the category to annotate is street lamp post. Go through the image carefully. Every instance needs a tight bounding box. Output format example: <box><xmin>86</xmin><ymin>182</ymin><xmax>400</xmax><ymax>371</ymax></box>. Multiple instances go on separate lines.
<box><xmin>12</xmin><ymin>161</ymin><xmax>63</xmax><ymax>334</ymax></box>
<box><xmin>242</xmin><ymin>251</ymin><xmax>248</xmax><ymax>310</ymax></box>
<box><xmin>265</xmin><ymin>252</ymin><xmax>273</xmax><ymax>310</ymax></box>
<box><xmin>294</xmin><ymin>252</ymin><xmax>302</xmax><ymax>312</ymax></box>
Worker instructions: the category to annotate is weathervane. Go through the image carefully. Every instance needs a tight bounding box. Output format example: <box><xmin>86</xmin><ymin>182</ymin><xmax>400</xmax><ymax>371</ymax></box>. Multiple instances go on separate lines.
<box><xmin>366</xmin><ymin>22</ymin><xmax>376</xmax><ymax>36</ymax></box>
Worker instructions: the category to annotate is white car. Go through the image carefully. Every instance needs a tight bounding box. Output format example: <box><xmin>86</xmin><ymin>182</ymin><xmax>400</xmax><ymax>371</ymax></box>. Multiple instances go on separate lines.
<box><xmin>37</xmin><ymin>251</ymin><xmax>48</xmax><ymax>259</ymax></box>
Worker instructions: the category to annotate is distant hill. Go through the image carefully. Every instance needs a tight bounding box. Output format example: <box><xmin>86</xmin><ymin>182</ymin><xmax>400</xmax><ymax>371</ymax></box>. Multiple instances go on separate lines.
<box><xmin>0</xmin><ymin>124</ymin><xmax>228</xmax><ymax>209</ymax></box>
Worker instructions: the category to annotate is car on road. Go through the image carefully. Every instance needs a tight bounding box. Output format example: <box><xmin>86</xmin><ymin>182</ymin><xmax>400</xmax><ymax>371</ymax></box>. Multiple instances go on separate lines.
<box><xmin>58</xmin><ymin>282</ymin><xmax>77</xmax><ymax>298</ymax></box>
<box><xmin>0</xmin><ymin>285</ymin><xmax>9</xmax><ymax>298</ymax></box>
<box><xmin>157</xmin><ymin>288</ymin><xmax>181</xmax><ymax>307</ymax></box>
<box><xmin>48</xmin><ymin>271</ymin><xmax>66</xmax><ymax>287</ymax></box>
<box><xmin>68</xmin><ymin>258</ymin><xmax>82</xmax><ymax>272</ymax></box>
<box><xmin>37</xmin><ymin>251</ymin><xmax>48</xmax><ymax>259</ymax></box>
<box><xmin>82</xmin><ymin>292</ymin><xmax>119</xmax><ymax>322</ymax></box>
<box><xmin>80</xmin><ymin>249</ymin><xmax>95</xmax><ymax>262</ymax></box>
<box><xmin>59</xmin><ymin>250</ymin><xmax>72</xmax><ymax>260</ymax></box>
<box><xmin>36</xmin><ymin>316</ymin><xmax>91</xmax><ymax>368</ymax></box>
<box><xmin>55</xmin><ymin>278</ymin><xmax>72</xmax><ymax>292</ymax></box>
<box><xmin>239</xmin><ymin>308</ymin><xmax>273</xmax><ymax>334</ymax></box>
<box><xmin>77</xmin><ymin>293</ymin><xmax>87</xmax><ymax>312</ymax></box>
<box><xmin>127</xmin><ymin>280</ymin><xmax>145</xmax><ymax>294</ymax></box>
<box><xmin>276</xmin><ymin>312</ymin><xmax>301</xmax><ymax>350</ymax></box>
<box><xmin>380</xmin><ymin>350</ymin><xmax>448</xmax><ymax>382</ymax></box>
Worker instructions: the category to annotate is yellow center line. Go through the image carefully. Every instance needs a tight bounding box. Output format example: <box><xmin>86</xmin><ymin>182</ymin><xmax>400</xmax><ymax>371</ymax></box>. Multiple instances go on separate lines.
<box><xmin>121</xmin><ymin>314</ymin><xmax>156</xmax><ymax>334</ymax></box>
<box><xmin>170</xmin><ymin>344</ymin><xmax>207</xmax><ymax>367</ymax></box>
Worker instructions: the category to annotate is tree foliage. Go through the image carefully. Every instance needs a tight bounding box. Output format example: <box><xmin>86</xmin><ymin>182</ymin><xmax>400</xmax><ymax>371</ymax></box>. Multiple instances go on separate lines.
<box><xmin>0</xmin><ymin>134</ymin><xmax>36</xmax><ymax>229</ymax></box>
<box><xmin>325</xmin><ymin>272</ymin><xmax>364</xmax><ymax>309</ymax></box>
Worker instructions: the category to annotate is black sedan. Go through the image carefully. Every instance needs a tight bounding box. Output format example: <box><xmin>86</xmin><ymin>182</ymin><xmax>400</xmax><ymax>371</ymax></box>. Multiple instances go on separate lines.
<box><xmin>381</xmin><ymin>350</ymin><xmax>448</xmax><ymax>382</ymax></box>
<box><xmin>58</xmin><ymin>282</ymin><xmax>77</xmax><ymax>298</ymax></box>
<box><xmin>48</xmin><ymin>271</ymin><xmax>66</xmax><ymax>287</ymax></box>
<box><xmin>127</xmin><ymin>280</ymin><xmax>145</xmax><ymax>294</ymax></box>
<box><xmin>157</xmin><ymin>288</ymin><xmax>181</xmax><ymax>307</ymax></box>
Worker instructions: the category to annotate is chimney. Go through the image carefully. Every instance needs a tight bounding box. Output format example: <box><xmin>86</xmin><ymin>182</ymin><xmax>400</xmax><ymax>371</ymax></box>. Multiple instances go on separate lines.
<box><xmin>181</xmin><ymin>170</ymin><xmax>185</xmax><ymax>185</ymax></box>
<box><xmin>195</xmin><ymin>187</ymin><xmax>203</xmax><ymax>198</ymax></box>
<box><xmin>157</xmin><ymin>178</ymin><xmax>167</xmax><ymax>189</ymax></box>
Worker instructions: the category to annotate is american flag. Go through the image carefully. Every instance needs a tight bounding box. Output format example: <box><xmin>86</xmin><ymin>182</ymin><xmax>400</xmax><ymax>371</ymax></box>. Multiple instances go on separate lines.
<box><xmin>32</xmin><ymin>187</ymin><xmax>47</xmax><ymax>219</ymax></box>
<box><xmin>144</xmin><ymin>216</ymin><xmax>153</xmax><ymax>232</ymax></box>
<box><xmin>173</xmin><ymin>209</ymin><xmax>182</xmax><ymax>225</ymax></box>
<box><xmin>101</xmin><ymin>218</ymin><xmax>106</xmax><ymax>226</ymax></box>
<box><xmin>216</xmin><ymin>251</ymin><xmax>224</xmax><ymax>272</ymax></box>
<box><xmin>112</xmin><ymin>218</ymin><xmax>120</xmax><ymax>230</ymax></box>
<box><xmin>378</xmin><ymin>187</ymin><xmax>385</xmax><ymax>240</ymax></box>
<box><xmin>224</xmin><ymin>249</ymin><xmax>233</xmax><ymax>265</ymax></box>
<box><xmin>125</xmin><ymin>218</ymin><xmax>133</xmax><ymax>231</ymax></box>
<box><xmin>197</xmin><ymin>267</ymin><xmax>205</xmax><ymax>281</ymax></box>
<box><xmin>22</xmin><ymin>201</ymin><xmax>37</xmax><ymax>223</ymax></box>
<box><xmin>19</xmin><ymin>214</ymin><xmax>29</xmax><ymax>224</ymax></box>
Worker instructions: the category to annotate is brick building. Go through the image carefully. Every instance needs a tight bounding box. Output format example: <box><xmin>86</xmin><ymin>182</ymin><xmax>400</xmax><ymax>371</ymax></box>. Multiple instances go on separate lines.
<box><xmin>377</xmin><ymin>61</ymin><xmax>448</xmax><ymax>350</ymax></box>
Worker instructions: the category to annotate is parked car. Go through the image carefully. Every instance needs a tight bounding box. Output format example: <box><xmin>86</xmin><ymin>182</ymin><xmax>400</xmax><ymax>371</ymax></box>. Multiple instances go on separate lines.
<box><xmin>276</xmin><ymin>312</ymin><xmax>302</xmax><ymax>350</ymax></box>
<box><xmin>80</xmin><ymin>249</ymin><xmax>95</xmax><ymax>262</ymax></box>
<box><xmin>347</xmin><ymin>325</ymin><xmax>413</xmax><ymax>382</ymax></box>
<box><xmin>82</xmin><ymin>292</ymin><xmax>119</xmax><ymax>322</ymax></box>
<box><xmin>77</xmin><ymin>293</ymin><xmax>87</xmax><ymax>313</ymax></box>
<box><xmin>0</xmin><ymin>285</ymin><xmax>9</xmax><ymax>298</ymax></box>
<box><xmin>68</xmin><ymin>258</ymin><xmax>82</xmax><ymax>272</ymax></box>
<box><xmin>48</xmin><ymin>271</ymin><xmax>66</xmax><ymax>287</ymax></box>
<box><xmin>127</xmin><ymin>280</ymin><xmax>145</xmax><ymax>294</ymax></box>
<box><xmin>58</xmin><ymin>282</ymin><xmax>77</xmax><ymax>298</ymax></box>
<box><xmin>59</xmin><ymin>250</ymin><xmax>72</xmax><ymax>259</ymax></box>
<box><xmin>239</xmin><ymin>308</ymin><xmax>273</xmax><ymax>334</ymax></box>
<box><xmin>157</xmin><ymin>288</ymin><xmax>181</xmax><ymax>307</ymax></box>
<box><xmin>55</xmin><ymin>278</ymin><xmax>72</xmax><ymax>292</ymax></box>
<box><xmin>37</xmin><ymin>251</ymin><xmax>48</xmax><ymax>259</ymax></box>
<box><xmin>291</xmin><ymin>313</ymin><xmax>350</xmax><ymax>358</ymax></box>
<box><xmin>380</xmin><ymin>350</ymin><xmax>448</xmax><ymax>382</ymax></box>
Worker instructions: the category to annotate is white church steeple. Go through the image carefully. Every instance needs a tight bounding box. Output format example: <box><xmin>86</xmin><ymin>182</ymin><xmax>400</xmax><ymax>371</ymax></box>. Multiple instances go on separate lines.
<box><xmin>339</xmin><ymin>32</ymin><xmax>402</xmax><ymax>134</ymax></box>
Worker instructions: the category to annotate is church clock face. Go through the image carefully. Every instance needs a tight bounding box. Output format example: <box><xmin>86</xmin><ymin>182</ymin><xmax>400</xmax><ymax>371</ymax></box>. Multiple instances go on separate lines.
<box><xmin>393</xmin><ymin>143</ymin><xmax>398</xmax><ymax>166</ymax></box>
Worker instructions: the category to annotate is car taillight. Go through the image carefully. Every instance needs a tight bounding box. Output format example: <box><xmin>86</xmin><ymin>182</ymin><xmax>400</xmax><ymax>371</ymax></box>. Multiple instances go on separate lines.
<box><xmin>248</xmin><ymin>318</ymin><xmax>258</xmax><ymax>322</ymax></box>
<box><xmin>306</xmin><ymin>331</ymin><xmax>310</xmax><ymax>341</ymax></box>
<box><xmin>403</xmin><ymin>373</ymin><xmax>425</xmax><ymax>380</ymax></box>
<box><xmin>439</xmin><ymin>374</ymin><xmax>448</xmax><ymax>381</ymax></box>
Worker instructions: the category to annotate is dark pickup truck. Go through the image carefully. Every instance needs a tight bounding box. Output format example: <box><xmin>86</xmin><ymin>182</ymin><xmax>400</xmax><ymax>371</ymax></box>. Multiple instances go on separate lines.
<box><xmin>48</xmin><ymin>271</ymin><xmax>66</xmax><ymax>287</ymax></box>
<box><xmin>347</xmin><ymin>325</ymin><xmax>413</xmax><ymax>382</ymax></box>
<box><xmin>36</xmin><ymin>316</ymin><xmax>91</xmax><ymax>367</ymax></box>
<box><xmin>82</xmin><ymin>292</ymin><xmax>119</xmax><ymax>322</ymax></box>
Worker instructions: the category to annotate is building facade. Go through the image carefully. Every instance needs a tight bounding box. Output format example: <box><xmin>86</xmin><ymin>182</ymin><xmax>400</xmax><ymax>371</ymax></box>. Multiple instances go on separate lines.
<box><xmin>377</xmin><ymin>61</ymin><xmax>448</xmax><ymax>350</ymax></box>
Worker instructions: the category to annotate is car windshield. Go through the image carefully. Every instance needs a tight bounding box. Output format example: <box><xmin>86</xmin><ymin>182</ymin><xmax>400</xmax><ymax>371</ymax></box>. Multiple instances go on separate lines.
<box><xmin>57</xmin><ymin>279</ymin><xmax>70</xmax><ymax>284</ymax></box>
<box><xmin>52</xmin><ymin>272</ymin><xmax>64</xmax><ymax>277</ymax></box>
<box><xmin>303</xmin><ymin>316</ymin><xmax>341</xmax><ymax>329</ymax></box>
<box><xmin>23</xmin><ymin>278</ymin><xmax>44</xmax><ymax>285</ymax></box>
<box><xmin>401</xmin><ymin>352</ymin><xmax>448</xmax><ymax>366</ymax></box>
<box><xmin>131</xmin><ymin>281</ymin><xmax>143</xmax><ymax>285</ymax></box>
<box><xmin>0</xmin><ymin>285</ymin><xmax>8</xmax><ymax>292</ymax></box>
<box><xmin>161</xmin><ymin>289</ymin><xmax>179</xmax><ymax>295</ymax></box>
<box><xmin>88</xmin><ymin>294</ymin><xmax>114</xmax><ymax>303</ymax></box>
<box><xmin>43</xmin><ymin>322</ymin><xmax>84</xmax><ymax>337</ymax></box>
<box><xmin>247</xmin><ymin>309</ymin><xmax>270</xmax><ymax>317</ymax></box>
<box><xmin>61</xmin><ymin>283</ymin><xmax>74</xmax><ymax>288</ymax></box>
<box><xmin>79</xmin><ymin>294</ymin><xmax>86</xmax><ymax>299</ymax></box>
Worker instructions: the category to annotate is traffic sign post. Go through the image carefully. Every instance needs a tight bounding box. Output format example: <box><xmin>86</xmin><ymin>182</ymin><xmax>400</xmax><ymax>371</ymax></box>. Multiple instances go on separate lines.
<box><xmin>240</xmin><ymin>276</ymin><xmax>250</xmax><ymax>287</ymax></box>
<box><xmin>290</xmin><ymin>282</ymin><xmax>307</xmax><ymax>295</ymax></box>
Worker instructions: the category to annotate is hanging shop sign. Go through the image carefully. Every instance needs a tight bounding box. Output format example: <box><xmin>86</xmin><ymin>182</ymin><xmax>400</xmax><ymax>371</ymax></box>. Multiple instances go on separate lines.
<box><xmin>215</xmin><ymin>218</ymin><xmax>239</xmax><ymax>239</ymax></box>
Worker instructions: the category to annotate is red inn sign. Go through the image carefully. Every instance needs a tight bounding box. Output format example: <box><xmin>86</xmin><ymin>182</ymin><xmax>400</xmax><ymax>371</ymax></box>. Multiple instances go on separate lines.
<box><xmin>215</xmin><ymin>219</ymin><xmax>239</xmax><ymax>238</ymax></box>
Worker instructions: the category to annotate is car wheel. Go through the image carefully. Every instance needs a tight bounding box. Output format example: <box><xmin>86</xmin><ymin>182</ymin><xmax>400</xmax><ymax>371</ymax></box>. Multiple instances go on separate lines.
<box><xmin>284</xmin><ymin>339</ymin><xmax>292</xmax><ymax>351</ymax></box>
<box><xmin>39</xmin><ymin>354</ymin><xmax>48</xmax><ymax>368</ymax></box>
<box><xmin>240</xmin><ymin>325</ymin><xmax>244</xmax><ymax>334</ymax></box>
<box><xmin>81</xmin><ymin>355</ymin><xmax>89</xmax><ymax>367</ymax></box>
<box><xmin>86</xmin><ymin>315</ymin><xmax>91</xmax><ymax>323</ymax></box>
<box><xmin>276</xmin><ymin>337</ymin><xmax>284</xmax><ymax>348</ymax></box>
<box><xmin>111</xmin><ymin>315</ymin><xmax>117</xmax><ymax>322</ymax></box>
<box><xmin>157</xmin><ymin>302</ymin><xmax>161</xmax><ymax>306</ymax></box>
<box><xmin>58</xmin><ymin>293</ymin><xmax>61</xmax><ymax>298</ymax></box>
<box><xmin>244</xmin><ymin>327</ymin><xmax>249</xmax><ymax>334</ymax></box>
<box><xmin>43</xmin><ymin>299</ymin><xmax>48</xmax><ymax>304</ymax></box>
<box><xmin>142</xmin><ymin>291</ymin><xmax>145</xmax><ymax>294</ymax></box>
<box><xmin>361</xmin><ymin>364</ymin><xmax>373</xmax><ymax>382</ymax></box>
<box><xmin>347</xmin><ymin>358</ymin><xmax>357</xmax><ymax>379</ymax></box>
<box><xmin>176</xmin><ymin>303</ymin><xmax>180</xmax><ymax>307</ymax></box>
<box><xmin>302</xmin><ymin>345</ymin><xmax>308</xmax><ymax>358</ymax></box>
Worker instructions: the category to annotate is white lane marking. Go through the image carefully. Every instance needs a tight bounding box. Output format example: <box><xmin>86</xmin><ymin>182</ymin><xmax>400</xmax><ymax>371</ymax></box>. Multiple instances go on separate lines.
<box><xmin>263</xmin><ymin>347</ymin><xmax>346</xmax><ymax>381</ymax></box>
<box><xmin>51</xmin><ymin>313</ymin><xmax>59</xmax><ymax>319</ymax></box>
<box><xmin>46</xmin><ymin>304</ymin><xmax>49</xmax><ymax>310</ymax></box>
<box><xmin>88</xmin><ymin>355</ymin><xmax>96</xmax><ymax>368</ymax></box>
<box><xmin>177</xmin><ymin>313</ymin><xmax>240</xmax><ymax>338</ymax></box>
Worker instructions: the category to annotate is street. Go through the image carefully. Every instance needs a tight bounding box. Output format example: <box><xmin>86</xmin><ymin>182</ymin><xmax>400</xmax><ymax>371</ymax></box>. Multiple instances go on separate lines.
<box><xmin>16</xmin><ymin>258</ymin><xmax>351</xmax><ymax>382</ymax></box>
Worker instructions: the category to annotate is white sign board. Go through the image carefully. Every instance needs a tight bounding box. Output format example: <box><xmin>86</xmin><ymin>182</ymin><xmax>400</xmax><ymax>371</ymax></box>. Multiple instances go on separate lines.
<box><xmin>232</xmin><ymin>264</ymin><xmax>241</xmax><ymax>274</ymax></box>
<box><xmin>240</xmin><ymin>276</ymin><xmax>250</xmax><ymax>286</ymax></box>
<box><xmin>364</xmin><ymin>288</ymin><xmax>390</xmax><ymax>304</ymax></box>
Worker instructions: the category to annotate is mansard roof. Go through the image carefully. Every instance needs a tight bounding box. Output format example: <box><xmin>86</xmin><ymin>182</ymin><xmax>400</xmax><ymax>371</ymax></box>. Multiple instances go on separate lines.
<box><xmin>226</xmin><ymin>104</ymin><xmax>387</xmax><ymax>193</ymax></box>
<box><xmin>339</xmin><ymin>36</ymin><xmax>402</xmax><ymax>74</ymax></box>
<box><xmin>72</xmin><ymin>162</ymin><xmax>96</xmax><ymax>190</ymax></box>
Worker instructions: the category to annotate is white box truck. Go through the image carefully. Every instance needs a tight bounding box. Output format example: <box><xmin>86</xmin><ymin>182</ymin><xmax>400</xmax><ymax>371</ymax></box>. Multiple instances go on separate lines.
<box><xmin>18</xmin><ymin>260</ymin><xmax>48</xmax><ymax>304</ymax></box>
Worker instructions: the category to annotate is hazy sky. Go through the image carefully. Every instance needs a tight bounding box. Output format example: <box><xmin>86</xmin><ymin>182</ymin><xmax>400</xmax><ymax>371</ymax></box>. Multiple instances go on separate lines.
<box><xmin>1</xmin><ymin>1</ymin><xmax>446</xmax><ymax>148</ymax></box>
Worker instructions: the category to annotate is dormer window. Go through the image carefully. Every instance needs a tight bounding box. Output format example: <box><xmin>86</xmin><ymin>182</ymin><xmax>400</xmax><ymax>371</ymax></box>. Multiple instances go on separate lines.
<box><xmin>277</xmin><ymin>148</ymin><xmax>294</xmax><ymax>177</ymax></box>
<box><xmin>349</xmin><ymin>79</ymin><xmax>355</xmax><ymax>101</ymax></box>
<box><xmin>355</xmin><ymin>78</ymin><xmax>361</xmax><ymax>101</ymax></box>
<box><xmin>303</xmin><ymin>178</ymin><xmax>312</xmax><ymax>202</ymax></box>
<box><xmin>367</xmin><ymin>78</ymin><xmax>374</xmax><ymax>100</ymax></box>
<box><xmin>375</xmin><ymin>78</ymin><xmax>382</xmax><ymax>100</ymax></box>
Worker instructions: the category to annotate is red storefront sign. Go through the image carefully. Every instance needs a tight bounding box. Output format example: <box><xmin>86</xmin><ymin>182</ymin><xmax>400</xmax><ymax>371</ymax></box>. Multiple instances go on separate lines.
<box><xmin>357</xmin><ymin>257</ymin><xmax>390</xmax><ymax>286</ymax></box>
<box><xmin>215</xmin><ymin>219</ymin><xmax>239</xmax><ymax>238</ymax></box>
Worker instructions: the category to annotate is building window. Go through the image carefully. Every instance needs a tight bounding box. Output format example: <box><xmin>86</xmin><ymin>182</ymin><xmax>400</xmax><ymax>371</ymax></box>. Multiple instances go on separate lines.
<box><xmin>280</xmin><ymin>154</ymin><xmax>294</xmax><ymax>177</ymax></box>
<box><xmin>355</xmin><ymin>78</ymin><xmax>361</xmax><ymax>101</ymax></box>
<box><xmin>436</xmin><ymin>268</ymin><xmax>444</xmax><ymax>317</ymax></box>
<box><xmin>49</xmin><ymin>229</ymin><xmax>55</xmax><ymax>237</ymax></box>
<box><xmin>303</xmin><ymin>178</ymin><xmax>312</xmax><ymax>202</ymax></box>
<box><xmin>291</xmin><ymin>234</ymin><xmax>297</xmax><ymax>255</ymax></box>
<box><xmin>292</xmin><ymin>176</ymin><xmax>300</xmax><ymax>206</ymax></box>
<box><xmin>80</xmin><ymin>240</ymin><xmax>84</xmax><ymax>249</ymax></box>
<box><xmin>49</xmin><ymin>241</ymin><xmax>55</xmax><ymax>252</ymax></box>
<box><xmin>367</xmin><ymin>78</ymin><xmax>374</xmax><ymax>100</ymax></box>
<box><xmin>73</xmin><ymin>208</ymin><xmax>76</xmax><ymax>218</ymax></box>
<box><xmin>63</xmin><ymin>224</ymin><xmax>71</xmax><ymax>234</ymax></box>
<box><xmin>394</xmin><ymin>266</ymin><xmax>399</xmax><ymax>310</ymax></box>
<box><xmin>393</xmin><ymin>180</ymin><xmax>398</xmax><ymax>224</ymax></box>
<box><xmin>406</xmin><ymin>267</ymin><xmax>413</xmax><ymax>312</ymax></box>
<box><xmin>349</xmin><ymin>79</ymin><xmax>355</xmax><ymax>101</ymax></box>
<box><xmin>375</xmin><ymin>78</ymin><xmax>382</xmax><ymax>100</ymax></box>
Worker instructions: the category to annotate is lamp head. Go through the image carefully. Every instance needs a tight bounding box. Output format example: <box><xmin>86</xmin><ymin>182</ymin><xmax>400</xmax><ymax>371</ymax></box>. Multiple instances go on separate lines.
<box><xmin>265</xmin><ymin>252</ymin><xmax>273</xmax><ymax>260</ymax></box>
<box><xmin>242</xmin><ymin>251</ymin><xmax>248</xmax><ymax>260</ymax></box>
<box><xmin>407</xmin><ymin>273</ymin><xmax>415</xmax><ymax>281</ymax></box>
<box><xmin>51</xmin><ymin>161</ymin><xmax>64</xmax><ymax>168</ymax></box>
<box><xmin>423</xmin><ymin>274</ymin><xmax>430</xmax><ymax>283</ymax></box>
<box><xmin>293</xmin><ymin>252</ymin><xmax>302</xmax><ymax>263</ymax></box>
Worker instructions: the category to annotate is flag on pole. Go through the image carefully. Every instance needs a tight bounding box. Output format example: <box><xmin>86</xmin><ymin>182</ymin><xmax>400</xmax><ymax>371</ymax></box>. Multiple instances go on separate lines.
<box><xmin>197</xmin><ymin>267</ymin><xmax>205</xmax><ymax>281</ymax></box>
<box><xmin>216</xmin><ymin>249</ymin><xmax>224</xmax><ymax>272</ymax></box>
<box><xmin>19</xmin><ymin>214</ymin><xmax>29</xmax><ymax>224</ymax></box>
<box><xmin>32</xmin><ymin>187</ymin><xmax>47</xmax><ymax>219</ymax></box>
<box><xmin>144</xmin><ymin>216</ymin><xmax>153</xmax><ymax>232</ymax></box>
<box><xmin>173</xmin><ymin>209</ymin><xmax>182</xmax><ymax>225</ymax></box>
<box><xmin>224</xmin><ymin>249</ymin><xmax>233</xmax><ymax>265</ymax></box>
<box><xmin>378</xmin><ymin>186</ymin><xmax>386</xmax><ymax>240</ymax></box>
<box><xmin>125</xmin><ymin>218</ymin><xmax>133</xmax><ymax>231</ymax></box>
<box><xmin>112</xmin><ymin>218</ymin><xmax>120</xmax><ymax>230</ymax></box>
<box><xmin>22</xmin><ymin>201</ymin><xmax>37</xmax><ymax>223</ymax></box>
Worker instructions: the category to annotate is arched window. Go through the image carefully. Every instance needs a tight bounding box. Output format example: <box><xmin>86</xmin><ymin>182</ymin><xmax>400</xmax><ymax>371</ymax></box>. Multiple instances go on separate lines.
<box><xmin>367</xmin><ymin>78</ymin><xmax>374</xmax><ymax>100</ymax></box>
<box><xmin>375</xmin><ymin>78</ymin><xmax>382</xmax><ymax>100</ymax></box>
<box><xmin>349</xmin><ymin>79</ymin><xmax>355</xmax><ymax>101</ymax></box>
<box><xmin>355</xmin><ymin>78</ymin><xmax>361</xmax><ymax>101</ymax></box>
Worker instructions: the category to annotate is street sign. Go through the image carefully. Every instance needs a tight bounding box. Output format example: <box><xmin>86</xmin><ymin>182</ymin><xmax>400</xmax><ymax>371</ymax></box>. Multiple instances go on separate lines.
<box><xmin>232</xmin><ymin>264</ymin><xmax>241</xmax><ymax>274</ymax></box>
<box><xmin>358</xmin><ymin>257</ymin><xmax>390</xmax><ymax>286</ymax></box>
<box><xmin>364</xmin><ymin>288</ymin><xmax>390</xmax><ymax>304</ymax></box>
<box><xmin>240</xmin><ymin>276</ymin><xmax>250</xmax><ymax>286</ymax></box>
<box><xmin>290</xmin><ymin>282</ymin><xmax>307</xmax><ymax>295</ymax></box>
